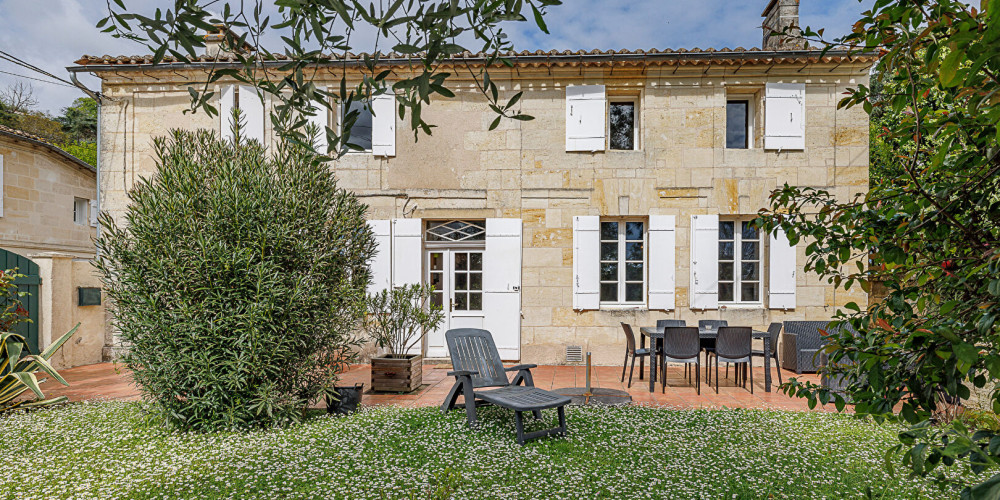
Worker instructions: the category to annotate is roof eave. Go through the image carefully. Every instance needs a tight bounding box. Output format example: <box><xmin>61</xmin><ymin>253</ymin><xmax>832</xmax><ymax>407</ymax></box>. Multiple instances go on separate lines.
<box><xmin>0</xmin><ymin>129</ymin><xmax>96</xmax><ymax>174</ymax></box>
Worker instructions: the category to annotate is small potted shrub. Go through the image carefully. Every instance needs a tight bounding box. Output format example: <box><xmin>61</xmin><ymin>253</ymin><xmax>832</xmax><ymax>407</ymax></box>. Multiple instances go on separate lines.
<box><xmin>365</xmin><ymin>284</ymin><xmax>443</xmax><ymax>392</ymax></box>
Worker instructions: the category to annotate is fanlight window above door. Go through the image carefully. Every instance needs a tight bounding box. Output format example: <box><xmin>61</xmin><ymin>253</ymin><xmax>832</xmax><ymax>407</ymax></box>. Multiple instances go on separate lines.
<box><xmin>425</xmin><ymin>220</ymin><xmax>486</xmax><ymax>242</ymax></box>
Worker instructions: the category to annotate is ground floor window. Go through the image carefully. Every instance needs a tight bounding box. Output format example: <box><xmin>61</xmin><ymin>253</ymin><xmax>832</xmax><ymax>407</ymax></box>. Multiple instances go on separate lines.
<box><xmin>719</xmin><ymin>218</ymin><xmax>761</xmax><ymax>304</ymax></box>
<box><xmin>600</xmin><ymin>219</ymin><xmax>646</xmax><ymax>305</ymax></box>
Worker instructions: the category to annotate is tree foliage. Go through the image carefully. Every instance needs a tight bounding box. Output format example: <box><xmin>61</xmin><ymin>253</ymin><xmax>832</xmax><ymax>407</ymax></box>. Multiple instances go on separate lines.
<box><xmin>58</xmin><ymin>97</ymin><xmax>97</xmax><ymax>143</ymax></box>
<box><xmin>95</xmin><ymin>124</ymin><xmax>374</xmax><ymax>431</ymax></box>
<box><xmin>757</xmin><ymin>1</ymin><xmax>1000</xmax><ymax>497</ymax></box>
<box><xmin>101</xmin><ymin>0</ymin><xmax>560</xmax><ymax>157</ymax></box>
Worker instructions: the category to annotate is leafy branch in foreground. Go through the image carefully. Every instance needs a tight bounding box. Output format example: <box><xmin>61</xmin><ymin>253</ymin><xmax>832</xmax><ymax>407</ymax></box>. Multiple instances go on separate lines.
<box><xmin>100</xmin><ymin>0</ymin><xmax>561</xmax><ymax>157</ymax></box>
<box><xmin>757</xmin><ymin>1</ymin><xmax>1000</xmax><ymax>497</ymax></box>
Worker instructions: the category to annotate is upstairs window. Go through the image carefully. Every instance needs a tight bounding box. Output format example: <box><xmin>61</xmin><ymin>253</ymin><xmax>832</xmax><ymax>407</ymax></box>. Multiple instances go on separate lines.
<box><xmin>608</xmin><ymin>100</ymin><xmax>637</xmax><ymax>150</ymax></box>
<box><xmin>342</xmin><ymin>100</ymin><xmax>373</xmax><ymax>152</ymax></box>
<box><xmin>726</xmin><ymin>100</ymin><xmax>750</xmax><ymax>149</ymax></box>
<box><xmin>73</xmin><ymin>198</ymin><xmax>88</xmax><ymax>225</ymax></box>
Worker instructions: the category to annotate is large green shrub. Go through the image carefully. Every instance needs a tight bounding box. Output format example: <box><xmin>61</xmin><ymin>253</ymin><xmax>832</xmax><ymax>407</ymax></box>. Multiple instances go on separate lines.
<box><xmin>96</xmin><ymin>129</ymin><xmax>374</xmax><ymax>431</ymax></box>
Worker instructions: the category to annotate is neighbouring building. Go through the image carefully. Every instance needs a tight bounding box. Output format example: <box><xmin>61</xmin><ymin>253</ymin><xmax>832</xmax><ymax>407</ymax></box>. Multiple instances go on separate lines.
<box><xmin>70</xmin><ymin>0</ymin><xmax>873</xmax><ymax>365</ymax></box>
<box><xmin>0</xmin><ymin>124</ymin><xmax>105</xmax><ymax>368</ymax></box>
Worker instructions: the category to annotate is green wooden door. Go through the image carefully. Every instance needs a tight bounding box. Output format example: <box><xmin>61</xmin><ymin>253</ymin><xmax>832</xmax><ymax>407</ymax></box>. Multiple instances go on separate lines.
<box><xmin>1</xmin><ymin>249</ymin><xmax>40</xmax><ymax>353</ymax></box>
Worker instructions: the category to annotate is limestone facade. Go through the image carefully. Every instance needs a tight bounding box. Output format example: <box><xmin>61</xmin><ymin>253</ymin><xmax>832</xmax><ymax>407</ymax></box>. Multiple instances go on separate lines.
<box><xmin>0</xmin><ymin>129</ymin><xmax>97</xmax><ymax>258</ymax></box>
<box><xmin>0</xmin><ymin>127</ymin><xmax>104</xmax><ymax>368</ymax></box>
<box><xmin>80</xmin><ymin>52</ymin><xmax>871</xmax><ymax>365</ymax></box>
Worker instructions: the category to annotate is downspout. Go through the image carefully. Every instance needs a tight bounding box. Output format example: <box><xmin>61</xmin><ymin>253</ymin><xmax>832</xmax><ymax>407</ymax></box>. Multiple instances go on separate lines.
<box><xmin>69</xmin><ymin>73</ymin><xmax>102</xmax><ymax>256</ymax></box>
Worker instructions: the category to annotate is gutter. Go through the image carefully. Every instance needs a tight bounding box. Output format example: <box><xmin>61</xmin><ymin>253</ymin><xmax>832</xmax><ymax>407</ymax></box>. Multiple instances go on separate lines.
<box><xmin>69</xmin><ymin>73</ymin><xmax>102</xmax><ymax>255</ymax></box>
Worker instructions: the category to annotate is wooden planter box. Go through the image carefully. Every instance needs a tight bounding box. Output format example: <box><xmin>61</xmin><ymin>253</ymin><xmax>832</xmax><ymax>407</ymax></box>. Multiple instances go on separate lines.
<box><xmin>371</xmin><ymin>354</ymin><xmax>422</xmax><ymax>392</ymax></box>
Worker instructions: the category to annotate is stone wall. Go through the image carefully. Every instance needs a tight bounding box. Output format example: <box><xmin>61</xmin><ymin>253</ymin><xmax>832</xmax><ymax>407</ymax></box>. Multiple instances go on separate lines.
<box><xmin>0</xmin><ymin>137</ymin><xmax>97</xmax><ymax>258</ymax></box>
<box><xmin>95</xmin><ymin>61</ymin><xmax>870</xmax><ymax>365</ymax></box>
<box><xmin>28</xmin><ymin>254</ymin><xmax>105</xmax><ymax>369</ymax></box>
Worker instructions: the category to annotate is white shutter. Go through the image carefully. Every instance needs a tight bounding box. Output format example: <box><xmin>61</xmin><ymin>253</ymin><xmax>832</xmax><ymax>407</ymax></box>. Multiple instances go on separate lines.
<box><xmin>371</xmin><ymin>92</ymin><xmax>396</xmax><ymax>157</ymax></box>
<box><xmin>690</xmin><ymin>214</ymin><xmax>719</xmax><ymax>310</ymax></box>
<box><xmin>89</xmin><ymin>199</ymin><xmax>98</xmax><ymax>227</ymax></box>
<box><xmin>239</xmin><ymin>86</ymin><xmax>266</xmax><ymax>144</ymax></box>
<box><xmin>219</xmin><ymin>85</ymin><xmax>236</xmax><ymax>142</ymax></box>
<box><xmin>764</xmin><ymin>82</ymin><xmax>805</xmax><ymax>150</ymax></box>
<box><xmin>648</xmin><ymin>215</ymin><xmax>676</xmax><ymax>311</ymax></box>
<box><xmin>305</xmin><ymin>106</ymin><xmax>329</xmax><ymax>152</ymax></box>
<box><xmin>565</xmin><ymin>85</ymin><xmax>606</xmax><ymax>151</ymax></box>
<box><xmin>391</xmin><ymin>218</ymin><xmax>422</xmax><ymax>287</ymax></box>
<box><xmin>572</xmin><ymin>215</ymin><xmax>600</xmax><ymax>310</ymax></box>
<box><xmin>769</xmin><ymin>228</ymin><xmax>797</xmax><ymax>309</ymax></box>
<box><xmin>484</xmin><ymin>218</ymin><xmax>522</xmax><ymax>360</ymax></box>
<box><xmin>367</xmin><ymin>220</ymin><xmax>392</xmax><ymax>295</ymax></box>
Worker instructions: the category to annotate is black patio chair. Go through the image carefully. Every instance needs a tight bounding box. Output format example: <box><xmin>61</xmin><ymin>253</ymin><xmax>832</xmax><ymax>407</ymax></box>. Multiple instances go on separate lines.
<box><xmin>441</xmin><ymin>328</ymin><xmax>570</xmax><ymax>445</ymax></box>
<box><xmin>710</xmin><ymin>326</ymin><xmax>753</xmax><ymax>394</ymax></box>
<box><xmin>751</xmin><ymin>322</ymin><xmax>783</xmax><ymax>385</ymax></box>
<box><xmin>698</xmin><ymin>320</ymin><xmax>727</xmax><ymax>383</ymax></box>
<box><xmin>657</xmin><ymin>320</ymin><xmax>687</xmax><ymax>376</ymax></box>
<box><xmin>619</xmin><ymin>323</ymin><xmax>651</xmax><ymax>388</ymax></box>
<box><xmin>660</xmin><ymin>327</ymin><xmax>700</xmax><ymax>395</ymax></box>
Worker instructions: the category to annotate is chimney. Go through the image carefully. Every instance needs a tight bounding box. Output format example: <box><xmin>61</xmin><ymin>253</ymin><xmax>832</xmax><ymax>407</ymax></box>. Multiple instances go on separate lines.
<box><xmin>203</xmin><ymin>22</ymin><xmax>252</xmax><ymax>57</ymax></box>
<box><xmin>761</xmin><ymin>0</ymin><xmax>804</xmax><ymax>50</ymax></box>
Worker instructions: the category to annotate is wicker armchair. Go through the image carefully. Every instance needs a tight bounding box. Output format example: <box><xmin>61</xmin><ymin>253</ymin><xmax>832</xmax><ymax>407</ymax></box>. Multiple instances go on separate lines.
<box><xmin>819</xmin><ymin>323</ymin><xmax>859</xmax><ymax>395</ymax></box>
<box><xmin>780</xmin><ymin>321</ymin><xmax>832</xmax><ymax>374</ymax></box>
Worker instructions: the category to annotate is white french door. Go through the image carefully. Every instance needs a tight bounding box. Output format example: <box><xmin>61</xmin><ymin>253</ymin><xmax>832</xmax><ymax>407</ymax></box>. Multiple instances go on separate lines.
<box><xmin>425</xmin><ymin>248</ymin><xmax>486</xmax><ymax>357</ymax></box>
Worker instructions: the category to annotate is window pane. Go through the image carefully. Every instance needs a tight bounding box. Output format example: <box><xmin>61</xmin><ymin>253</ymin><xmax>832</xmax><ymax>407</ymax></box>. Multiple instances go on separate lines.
<box><xmin>469</xmin><ymin>273</ymin><xmax>482</xmax><ymax>291</ymax></box>
<box><xmin>719</xmin><ymin>262</ymin><xmax>734</xmax><ymax>281</ymax></box>
<box><xmin>726</xmin><ymin>101</ymin><xmax>748</xmax><ymax>149</ymax></box>
<box><xmin>455</xmin><ymin>293</ymin><xmax>468</xmax><ymax>310</ymax></box>
<box><xmin>719</xmin><ymin>221</ymin><xmax>735</xmax><ymax>240</ymax></box>
<box><xmin>625</xmin><ymin>221</ymin><xmax>643</xmax><ymax>241</ymax></box>
<box><xmin>741</xmin><ymin>262</ymin><xmax>759</xmax><ymax>280</ymax></box>
<box><xmin>719</xmin><ymin>241</ymin><xmax>734</xmax><ymax>260</ymax></box>
<box><xmin>601</xmin><ymin>243</ymin><xmax>618</xmax><ymax>261</ymax></box>
<box><xmin>469</xmin><ymin>253</ymin><xmax>483</xmax><ymax>270</ymax></box>
<box><xmin>625</xmin><ymin>242</ymin><xmax>643</xmax><ymax>261</ymax></box>
<box><xmin>455</xmin><ymin>253</ymin><xmax>468</xmax><ymax>270</ymax></box>
<box><xmin>455</xmin><ymin>273</ymin><xmax>467</xmax><ymax>291</ymax></box>
<box><xmin>469</xmin><ymin>292</ymin><xmax>482</xmax><ymax>311</ymax></box>
<box><xmin>625</xmin><ymin>262</ymin><xmax>643</xmax><ymax>281</ymax></box>
<box><xmin>429</xmin><ymin>252</ymin><xmax>444</xmax><ymax>271</ymax></box>
<box><xmin>625</xmin><ymin>283</ymin><xmax>643</xmax><ymax>302</ymax></box>
<box><xmin>719</xmin><ymin>283</ymin><xmax>734</xmax><ymax>302</ymax></box>
<box><xmin>601</xmin><ymin>222</ymin><xmax>619</xmax><ymax>240</ymax></box>
<box><xmin>431</xmin><ymin>291</ymin><xmax>442</xmax><ymax>308</ymax></box>
<box><xmin>609</xmin><ymin>102</ymin><xmax>635</xmax><ymax>150</ymax></box>
<box><xmin>600</xmin><ymin>263</ymin><xmax>618</xmax><ymax>281</ymax></box>
<box><xmin>344</xmin><ymin>100</ymin><xmax>373</xmax><ymax>150</ymax></box>
<box><xmin>430</xmin><ymin>272</ymin><xmax>443</xmax><ymax>290</ymax></box>
<box><xmin>742</xmin><ymin>242</ymin><xmax>759</xmax><ymax>260</ymax></box>
<box><xmin>600</xmin><ymin>283</ymin><xmax>618</xmax><ymax>302</ymax></box>
<box><xmin>742</xmin><ymin>221</ymin><xmax>759</xmax><ymax>240</ymax></box>
<box><xmin>741</xmin><ymin>283</ymin><xmax>759</xmax><ymax>302</ymax></box>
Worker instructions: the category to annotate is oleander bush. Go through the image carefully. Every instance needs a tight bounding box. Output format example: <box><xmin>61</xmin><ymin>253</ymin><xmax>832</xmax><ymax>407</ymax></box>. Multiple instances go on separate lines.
<box><xmin>95</xmin><ymin>127</ymin><xmax>374</xmax><ymax>431</ymax></box>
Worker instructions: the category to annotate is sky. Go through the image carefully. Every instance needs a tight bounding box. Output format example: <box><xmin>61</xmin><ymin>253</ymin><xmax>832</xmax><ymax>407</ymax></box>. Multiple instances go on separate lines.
<box><xmin>0</xmin><ymin>0</ymin><xmax>873</xmax><ymax>115</ymax></box>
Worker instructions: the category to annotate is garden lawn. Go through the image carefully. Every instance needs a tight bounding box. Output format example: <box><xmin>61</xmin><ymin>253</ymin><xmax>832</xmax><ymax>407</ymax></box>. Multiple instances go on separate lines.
<box><xmin>0</xmin><ymin>401</ymin><xmax>974</xmax><ymax>499</ymax></box>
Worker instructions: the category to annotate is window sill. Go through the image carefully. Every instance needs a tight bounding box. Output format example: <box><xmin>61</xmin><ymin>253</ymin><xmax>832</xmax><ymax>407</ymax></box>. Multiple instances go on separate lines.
<box><xmin>599</xmin><ymin>304</ymin><xmax>647</xmax><ymax>311</ymax></box>
<box><xmin>718</xmin><ymin>303</ymin><xmax>765</xmax><ymax>310</ymax></box>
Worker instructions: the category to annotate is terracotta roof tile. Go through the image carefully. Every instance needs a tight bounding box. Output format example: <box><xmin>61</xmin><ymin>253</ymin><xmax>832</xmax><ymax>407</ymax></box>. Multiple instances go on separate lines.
<box><xmin>70</xmin><ymin>47</ymin><xmax>876</xmax><ymax>69</ymax></box>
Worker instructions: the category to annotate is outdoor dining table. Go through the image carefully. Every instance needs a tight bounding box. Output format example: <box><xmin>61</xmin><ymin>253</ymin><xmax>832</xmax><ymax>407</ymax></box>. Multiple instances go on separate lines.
<box><xmin>638</xmin><ymin>326</ymin><xmax>774</xmax><ymax>393</ymax></box>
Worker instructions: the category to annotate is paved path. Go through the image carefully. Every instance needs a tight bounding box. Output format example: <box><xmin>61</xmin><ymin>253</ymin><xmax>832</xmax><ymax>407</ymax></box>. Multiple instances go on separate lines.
<box><xmin>40</xmin><ymin>362</ymin><xmax>828</xmax><ymax>411</ymax></box>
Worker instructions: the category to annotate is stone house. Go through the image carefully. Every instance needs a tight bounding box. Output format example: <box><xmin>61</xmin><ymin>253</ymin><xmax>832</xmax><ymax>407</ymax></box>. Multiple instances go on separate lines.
<box><xmin>0</xmin><ymin>124</ymin><xmax>105</xmax><ymax>368</ymax></box>
<box><xmin>69</xmin><ymin>0</ymin><xmax>873</xmax><ymax>365</ymax></box>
